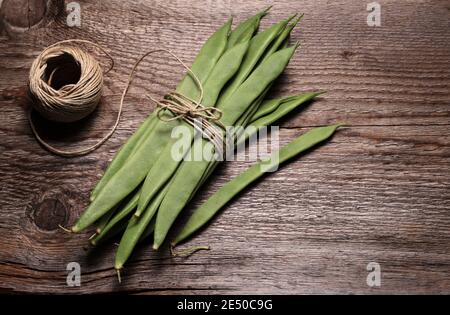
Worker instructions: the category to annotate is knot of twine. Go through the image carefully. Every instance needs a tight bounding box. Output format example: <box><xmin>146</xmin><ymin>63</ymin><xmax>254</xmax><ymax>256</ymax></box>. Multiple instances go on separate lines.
<box><xmin>28</xmin><ymin>39</ymin><xmax>115</xmax><ymax>157</ymax></box>
<box><xmin>132</xmin><ymin>49</ymin><xmax>228</xmax><ymax>157</ymax></box>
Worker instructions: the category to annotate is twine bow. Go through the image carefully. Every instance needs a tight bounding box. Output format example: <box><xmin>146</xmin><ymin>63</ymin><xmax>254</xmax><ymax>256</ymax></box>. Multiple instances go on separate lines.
<box><xmin>135</xmin><ymin>49</ymin><xmax>228</xmax><ymax>158</ymax></box>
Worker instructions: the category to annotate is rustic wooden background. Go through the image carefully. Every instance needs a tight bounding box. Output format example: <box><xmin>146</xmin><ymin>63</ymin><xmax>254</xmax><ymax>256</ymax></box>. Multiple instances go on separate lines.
<box><xmin>0</xmin><ymin>0</ymin><xmax>449</xmax><ymax>294</ymax></box>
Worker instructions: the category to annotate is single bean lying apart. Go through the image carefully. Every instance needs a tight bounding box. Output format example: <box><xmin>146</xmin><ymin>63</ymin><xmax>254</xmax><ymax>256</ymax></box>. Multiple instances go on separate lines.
<box><xmin>199</xmin><ymin>91</ymin><xmax>323</xmax><ymax>191</ymax></box>
<box><xmin>172</xmin><ymin>124</ymin><xmax>343</xmax><ymax>246</ymax></box>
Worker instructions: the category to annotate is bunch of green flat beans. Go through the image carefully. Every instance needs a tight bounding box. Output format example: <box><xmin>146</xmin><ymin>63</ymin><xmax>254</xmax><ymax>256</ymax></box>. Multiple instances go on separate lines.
<box><xmin>71</xmin><ymin>8</ymin><xmax>342</xmax><ymax>276</ymax></box>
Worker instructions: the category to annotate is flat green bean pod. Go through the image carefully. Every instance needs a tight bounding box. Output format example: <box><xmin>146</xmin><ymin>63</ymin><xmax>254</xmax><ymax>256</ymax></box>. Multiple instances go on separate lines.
<box><xmin>76</xmin><ymin>12</ymin><xmax>343</xmax><ymax>279</ymax></box>
<box><xmin>115</xmin><ymin>182</ymin><xmax>171</xmax><ymax>270</ymax></box>
<box><xmin>249</xmin><ymin>97</ymin><xmax>296</xmax><ymax>122</ymax></box>
<box><xmin>226</xmin><ymin>7</ymin><xmax>269</xmax><ymax>49</ymax></box>
<box><xmin>217</xmin><ymin>18</ymin><xmax>293</xmax><ymax>108</ymax></box>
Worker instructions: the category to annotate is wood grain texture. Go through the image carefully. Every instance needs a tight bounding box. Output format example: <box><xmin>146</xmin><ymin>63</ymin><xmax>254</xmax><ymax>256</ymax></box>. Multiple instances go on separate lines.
<box><xmin>0</xmin><ymin>0</ymin><xmax>449</xmax><ymax>294</ymax></box>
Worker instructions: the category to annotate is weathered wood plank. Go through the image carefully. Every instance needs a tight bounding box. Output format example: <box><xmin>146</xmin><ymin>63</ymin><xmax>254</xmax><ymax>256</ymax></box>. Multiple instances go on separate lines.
<box><xmin>0</xmin><ymin>0</ymin><xmax>449</xmax><ymax>294</ymax></box>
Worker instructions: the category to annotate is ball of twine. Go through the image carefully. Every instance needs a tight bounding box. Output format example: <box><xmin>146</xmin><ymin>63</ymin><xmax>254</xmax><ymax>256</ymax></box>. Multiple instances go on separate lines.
<box><xmin>29</xmin><ymin>45</ymin><xmax>103</xmax><ymax>122</ymax></box>
<box><xmin>28</xmin><ymin>39</ymin><xmax>117</xmax><ymax>157</ymax></box>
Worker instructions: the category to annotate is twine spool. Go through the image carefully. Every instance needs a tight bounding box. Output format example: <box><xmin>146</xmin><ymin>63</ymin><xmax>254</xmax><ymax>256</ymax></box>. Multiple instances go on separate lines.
<box><xmin>28</xmin><ymin>39</ymin><xmax>116</xmax><ymax>157</ymax></box>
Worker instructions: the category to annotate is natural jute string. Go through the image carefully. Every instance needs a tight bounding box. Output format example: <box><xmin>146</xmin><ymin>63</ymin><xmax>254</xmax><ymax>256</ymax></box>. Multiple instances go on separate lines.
<box><xmin>29</xmin><ymin>41</ymin><xmax>226</xmax><ymax>157</ymax></box>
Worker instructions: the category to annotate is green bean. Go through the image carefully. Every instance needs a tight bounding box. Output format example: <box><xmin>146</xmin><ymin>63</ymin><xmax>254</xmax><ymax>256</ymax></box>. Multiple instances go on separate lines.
<box><xmin>226</xmin><ymin>7</ymin><xmax>269</xmax><ymax>49</ymax></box>
<box><xmin>217</xmin><ymin>17</ymin><xmax>294</xmax><ymax>108</ymax></box>
<box><xmin>249</xmin><ymin>97</ymin><xmax>294</xmax><ymax>122</ymax></box>
<box><xmin>115</xmin><ymin>182</ymin><xmax>171</xmax><ymax>270</ymax></box>
<box><xmin>249</xmin><ymin>92</ymin><xmax>324</xmax><ymax>127</ymax></box>
<box><xmin>81</xmin><ymin>14</ymin><xmax>334</xmax><ymax>275</ymax></box>
<box><xmin>259</xmin><ymin>15</ymin><xmax>303</xmax><ymax>64</ymax></box>
<box><xmin>72</xmin><ymin>19</ymin><xmax>232</xmax><ymax>232</ymax></box>
<box><xmin>90</xmin><ymin>191</ymin><xmax>139</xmax><ymax>246</ymax></box>
<box><xmin>153</xmin><ymin>45</ymin><xmax>298</xmax><ymax>249</ymax></box>
<box><xmin>90</xmin><ymin>113</ymin><xmax>156</xmax><ymax>201</ymax></box>
<box><xmin>95</xmin><ymin>204</ymin><xmax>117</xmax><ymax>234</ymax></box>
<box><xmin>233</xmin><ymin>85</ymin><xmax>271</xmax><ymax>129</ymax></box>
<box><xmin>172</xmin><ymin>124</ymin><xmax>343</xmax><ymax>245</ymax></box>
<box><xmin>246</xmin><ymin>99</ymin><xmax>282</xmax><ymax>123</ymax></box>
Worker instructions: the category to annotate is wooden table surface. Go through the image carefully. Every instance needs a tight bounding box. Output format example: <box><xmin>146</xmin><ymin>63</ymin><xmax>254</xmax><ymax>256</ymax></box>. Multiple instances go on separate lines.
<box><xmin>0</xmin><ymin>0</ymin><xmax>449</xmax><ymax>294</ymax></box>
